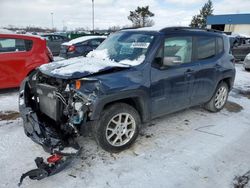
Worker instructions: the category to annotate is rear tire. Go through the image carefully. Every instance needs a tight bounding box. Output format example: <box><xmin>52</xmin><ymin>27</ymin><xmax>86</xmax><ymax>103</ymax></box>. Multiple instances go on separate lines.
<box><xmin>93</xmin><ymin>103</ymin><xmax>141</xmax><ymax>153</ymax></box>
<box><xmin>245</xmin><ymin>68</ymin><xmax>250</xmax><ymax>71</ymax></box>
<box><xmin>204</xmin><ymin>82</ymin><xmax>229</xmax><ymax>112</ymax></box>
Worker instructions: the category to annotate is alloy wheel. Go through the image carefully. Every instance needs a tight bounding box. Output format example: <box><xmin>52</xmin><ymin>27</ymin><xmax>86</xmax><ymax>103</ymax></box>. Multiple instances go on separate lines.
<box><xmin>214</xmin><ymin>86</ymin><xmax>228</xmax><ymax>109</ymax></box>
<box><xmin>105</xmin><ymin>113</ymin><xmax>136</xmax><ymax>147</ymax></box>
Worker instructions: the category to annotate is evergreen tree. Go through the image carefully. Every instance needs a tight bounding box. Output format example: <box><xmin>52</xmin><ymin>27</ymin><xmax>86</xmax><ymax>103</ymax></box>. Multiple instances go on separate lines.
<box><xmin>190</xmin><ymin>0</ymin><xmax>213</xmax><ymax>28</ymax></box>
<box><xmin>128</xmin><ymin>6</ymin><xmax>155</xmax><ymax>28</ymax></box>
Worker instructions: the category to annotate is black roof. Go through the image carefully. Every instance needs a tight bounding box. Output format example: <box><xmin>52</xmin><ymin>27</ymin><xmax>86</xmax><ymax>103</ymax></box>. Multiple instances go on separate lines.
<box><xmin>159</xmin><ymin>27</ymin><xmax>223</xmax><ymax>34</ymax></box>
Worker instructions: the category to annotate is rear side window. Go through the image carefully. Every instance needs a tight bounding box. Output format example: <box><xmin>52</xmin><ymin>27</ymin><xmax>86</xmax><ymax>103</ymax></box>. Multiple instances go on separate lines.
<box><xmin>0</xmin><ymin>38</ymin><xmax>33</xmax><ymax>53</ymax></box>
<box><xmin>89</xmin><ymin>39</ymin><xmax>103</xmax><ymax>46</ymax></box>
<box><xmin>197</xmin><ymin>37</ymin><xmax>216</xmax><ymax>60</ymax></box>
<box><xmin>217</xmin><ymin>37</ymin><xmax>224</xmax><ymax>54</ymax></box>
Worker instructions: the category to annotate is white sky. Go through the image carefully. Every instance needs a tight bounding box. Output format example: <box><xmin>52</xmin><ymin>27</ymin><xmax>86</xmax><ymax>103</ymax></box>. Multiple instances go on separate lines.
<box><xmin>0</xmin><ymin>0</ymin><xmax>249</xmax><ymax>30</ymax></box>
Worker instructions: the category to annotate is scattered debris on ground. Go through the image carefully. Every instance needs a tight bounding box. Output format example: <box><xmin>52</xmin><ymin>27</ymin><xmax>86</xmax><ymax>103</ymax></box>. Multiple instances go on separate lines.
<box><xmin>238</xmin><ymin>89</ymin><xmax>250</xmax><ymax>99</ymax></box>
<box><xmin>139</xmin><ymin>132</ymin><xmax>154</xmax><ymax>138</ymax></box>
<box><xmin>225</xmin><ymin>101</ymin><xmax>243</xmax><ymax>113</ymax></box>
<box><xmin>68</xmin><ymin>174</ymin><xmax>77</xmax><ymax>178</ymax></box>
<box><xmin>194</xmin><ymin>125</ymin><xmax>224</xmax><ymax>137</ymax></box>
<box><xmin>184</xmin><ymin>119</ymin><xmax>190</xmax><ymax>125</ymax></box>
<box><xmin>234</xmin><ymin>170</ymin><xmax>250</xmax><ymax>188</ymax></box>
<box><xmin>233</xmin><ymin>88</ymin><xmax>250</xmax><ymax>99</ymax></box>
<box><xmin>0</xmin><ymin>111</ymin><xmax>20</xmax><ymax>121</ymax></box>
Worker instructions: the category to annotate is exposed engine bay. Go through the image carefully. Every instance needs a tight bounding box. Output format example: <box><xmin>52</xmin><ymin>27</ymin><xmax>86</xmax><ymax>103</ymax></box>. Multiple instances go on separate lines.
<box><xmin>18</xmin><ymin>70</ymin><xmax>99</xmax><ymax>185</ymax></box>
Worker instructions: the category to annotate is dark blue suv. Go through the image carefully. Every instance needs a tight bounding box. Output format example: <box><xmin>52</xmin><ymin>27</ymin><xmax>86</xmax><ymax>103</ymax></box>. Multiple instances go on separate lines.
<box><xmin>19</xmin><ymin>27</ymin><xmax>235</xmax><ymax>154</ymax></box>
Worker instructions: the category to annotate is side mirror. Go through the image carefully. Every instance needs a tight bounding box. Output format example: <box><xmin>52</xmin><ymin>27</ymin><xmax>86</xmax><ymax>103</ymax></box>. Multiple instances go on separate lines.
<box><xmin>163</xmin><ymin>56</ymin><xmax>182</xmax><ymax>66</ymax></box>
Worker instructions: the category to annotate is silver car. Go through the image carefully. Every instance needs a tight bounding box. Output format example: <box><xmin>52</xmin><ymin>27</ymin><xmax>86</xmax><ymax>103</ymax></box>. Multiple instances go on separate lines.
<box><xmin>243</xmin><ymin>53</ymin><xmax>250</xmax><ymax>71</ymax></box>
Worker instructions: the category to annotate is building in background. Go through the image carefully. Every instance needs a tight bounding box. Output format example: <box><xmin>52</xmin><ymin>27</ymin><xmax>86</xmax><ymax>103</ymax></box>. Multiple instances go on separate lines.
<box><xmin>207</xmin><ymin>14</ymin><xmax>250</xmax><ymax>36</ymax></box>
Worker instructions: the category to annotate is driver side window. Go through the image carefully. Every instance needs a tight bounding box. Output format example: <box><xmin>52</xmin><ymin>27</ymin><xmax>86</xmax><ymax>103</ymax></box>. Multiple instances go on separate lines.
<box><xmin>164</xmin><ymin>37</ymin><xmax>192</xmax><ymax>64</ymax></box>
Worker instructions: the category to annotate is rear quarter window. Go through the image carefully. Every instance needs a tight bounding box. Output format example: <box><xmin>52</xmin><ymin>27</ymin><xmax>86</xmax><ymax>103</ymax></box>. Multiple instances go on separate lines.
<box><xmin>217</xmin><ymin>37</ymin><xmax>224</xmax><ymax>54</ymax></box>
<box><xmin>0</xmin><ymin>38</ymin><xmax>33</xmax><ymax>53</ymax></box>
<box><xmin>197</xmin><ymin>36</ymin><xmax>216</xmax><ymax>60</ymax></box>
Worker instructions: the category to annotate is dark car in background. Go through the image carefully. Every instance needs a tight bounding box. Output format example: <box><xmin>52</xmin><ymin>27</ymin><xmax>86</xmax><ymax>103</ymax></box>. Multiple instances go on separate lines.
<box><xmin>41</xmin><ymin>34</ymin><xmax>69</xmax><ymax>56</ymax></box>
<box><xmin>0</xmin><ymin>33</ymin><xmax>53</xmax><ymax>89</ymax></box>
<box><xmin>230</xmin><ymin>35</ymin><xmax>250</xmax><ymax>60</ymax></box>
<box><xmin>59</xmin><ymin>35</ymin><xmax>106</xmax><ymax>59</ymax></box>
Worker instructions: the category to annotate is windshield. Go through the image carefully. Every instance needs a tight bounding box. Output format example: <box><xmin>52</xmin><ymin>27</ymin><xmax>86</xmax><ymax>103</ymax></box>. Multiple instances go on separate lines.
<box><xmin>95</xmin><ymin>32</ymin><xmax>155</xmax><ymax>62</ymax></box>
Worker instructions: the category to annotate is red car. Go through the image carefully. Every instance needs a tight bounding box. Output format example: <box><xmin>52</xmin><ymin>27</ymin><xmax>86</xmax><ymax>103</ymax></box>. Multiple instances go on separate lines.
<box><xmin>0</xmin><ymin>34</ymin><xmax>53</xmax><ymax>89</ymax></box>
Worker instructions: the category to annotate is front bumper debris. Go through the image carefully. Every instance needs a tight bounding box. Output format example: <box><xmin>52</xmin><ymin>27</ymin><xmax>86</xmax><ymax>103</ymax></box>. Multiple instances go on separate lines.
<box><xmin>21</xmin><ymin>107</ymin><xmax>64</xmax><ymax>153</ymax></box>
<box><xmin>18</xmin><ymin>78</ymin><xmax>83</xmax><ymax>185</ymax></box>
<box><xmin>18</xmin><ymin>106</ymin><xmax>82</xmax><ymax>186</ymax></box>
<box><xmin>18</xmin><ymin>148</ymin><xmax>82</xmax><ymax>186</ymax></box>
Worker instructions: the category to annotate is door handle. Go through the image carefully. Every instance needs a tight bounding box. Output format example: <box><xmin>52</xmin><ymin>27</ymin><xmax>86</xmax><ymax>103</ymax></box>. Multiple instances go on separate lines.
<box><xmin>185</xmin><ymin>69</ymin><xmax>195</xmax><ymax>74</ymax></box>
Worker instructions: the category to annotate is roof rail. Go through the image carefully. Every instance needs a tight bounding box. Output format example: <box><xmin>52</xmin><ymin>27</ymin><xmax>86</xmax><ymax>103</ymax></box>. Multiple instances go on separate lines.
<box><xmin>119</xmin><ymin>26</ymin><xmax>140</xmax><ymax>31</ymax></box>
<box><xmin>159</xmin><ymin>27</ymin><xmax>223</xmax><ymax>34</ymax></box>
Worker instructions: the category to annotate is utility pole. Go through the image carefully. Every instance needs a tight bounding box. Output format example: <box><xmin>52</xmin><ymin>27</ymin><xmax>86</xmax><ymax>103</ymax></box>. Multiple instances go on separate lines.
<box><xmin>51</xmin><ymin>12</ymin><xmax>54</xmax><ymax>31</ymax></box>
<box><xmin>92</xmin><ymin>0</ymin><xmax>94</xmax><ymax>33</ymax></box>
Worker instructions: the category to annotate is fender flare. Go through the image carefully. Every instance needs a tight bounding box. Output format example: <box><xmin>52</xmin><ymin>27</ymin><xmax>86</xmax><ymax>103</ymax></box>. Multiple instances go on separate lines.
<box><xmin>90</xmin><ymin>89</ymin><xmax>151</xmax><ymax>123</ymax></box>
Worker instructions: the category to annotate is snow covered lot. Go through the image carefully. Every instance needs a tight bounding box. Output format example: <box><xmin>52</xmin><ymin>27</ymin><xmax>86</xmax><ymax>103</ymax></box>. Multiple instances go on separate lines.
<box><xmin>0</xmin><ymin>64</ymin><xmax>250</xmax><ymax>188</ymax></box>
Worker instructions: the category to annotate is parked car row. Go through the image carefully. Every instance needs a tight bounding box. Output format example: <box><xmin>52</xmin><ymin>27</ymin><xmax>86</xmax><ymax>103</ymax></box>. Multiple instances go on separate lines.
<box><xmin>40</xmin><ymin>34</ymin><xmax>69</xmax><ymax>56</ymax></box>
<box><xmin>0</xmin><ymin>33</ymin><xmax>106</xmax><ymax>89</ymax></box>
<box><xmin>40</xmin><ymin>34</ymin><xmax>107</xmax><ymax>58</ymax></box>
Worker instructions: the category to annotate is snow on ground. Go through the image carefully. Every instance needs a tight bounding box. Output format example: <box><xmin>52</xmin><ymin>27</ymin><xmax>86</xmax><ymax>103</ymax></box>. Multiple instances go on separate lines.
<box><xmin>0</xmin><ymin>90</ymin><xmax>19</xmax><ymax>111</ymax></box>
<box><xmin>0</xmin><ymin>64</ymin><xmax>250</xmax><ymax>188</ymax></box>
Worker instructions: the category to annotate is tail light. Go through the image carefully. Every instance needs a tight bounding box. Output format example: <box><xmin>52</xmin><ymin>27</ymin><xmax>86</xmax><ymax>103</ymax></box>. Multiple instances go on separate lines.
<box><xmin>47</xmin><ymin>154</ymin><xmax>63</xmax><ymax>163</ymax></box>
<box><xmin>68</xmin><ymin>45</ymin><xmax>76</xmax><ymax>52</ymax></box>
<box><xmin>46</xmin><ymin>47</ymin><xmax>54</xmax><ymax>62</ymax></box>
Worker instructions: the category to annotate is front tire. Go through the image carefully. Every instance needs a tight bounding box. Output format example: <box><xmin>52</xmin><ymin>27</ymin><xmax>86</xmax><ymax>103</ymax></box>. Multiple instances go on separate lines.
<box><xmin>205</xmin><ymin>82</ymin><xmax>229</xmax><ymax>112</ymax></box>
<box><xmin>93</xmin><ymin>103</ymin><xmax>141</xmax><ymax>153</ymax></box>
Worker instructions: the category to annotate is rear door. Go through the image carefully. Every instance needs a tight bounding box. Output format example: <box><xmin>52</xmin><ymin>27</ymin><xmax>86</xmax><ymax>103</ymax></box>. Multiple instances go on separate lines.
<box><xmin>150</xmin><ymin>35</ymin><xmax>196</xmax><ymax>118</ymax></box>
<box><xmin>189</xmin><ymin>35</ymin><xmax>219</xmax><ymax>105</ymax></box>
<box><xmin>0</xmin><ymin>37</ymin><xmax>33</xmax><ymax>89</ymax></box>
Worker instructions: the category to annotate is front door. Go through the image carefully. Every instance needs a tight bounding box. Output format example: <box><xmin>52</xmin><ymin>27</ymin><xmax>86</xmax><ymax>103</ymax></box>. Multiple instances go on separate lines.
<box><xmin>150</xmin><ymin>35</ymin><xmax>196</xmax><ymax>118</ymax></box>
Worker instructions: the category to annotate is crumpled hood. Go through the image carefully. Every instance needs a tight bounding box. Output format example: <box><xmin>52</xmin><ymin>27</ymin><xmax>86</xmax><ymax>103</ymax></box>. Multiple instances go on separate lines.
<box><xmin>39</xmin><ymin>57</ymin><xmax>130</xmax><ymax>79</ymax></box>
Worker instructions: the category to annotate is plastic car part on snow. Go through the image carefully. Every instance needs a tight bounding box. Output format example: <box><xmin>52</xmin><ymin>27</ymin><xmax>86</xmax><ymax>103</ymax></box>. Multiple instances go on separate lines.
<box><xmin>18</xmin><ymin>147</ymin><xmax>82</xmax><ymax>186</ymax></box>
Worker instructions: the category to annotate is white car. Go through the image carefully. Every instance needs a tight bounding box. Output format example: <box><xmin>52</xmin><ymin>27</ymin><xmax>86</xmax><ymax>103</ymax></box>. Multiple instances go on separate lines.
<box><xmin>243</xmin><ymin>53</ymin><xmax>250</xmax><ymax>71</ymax></box>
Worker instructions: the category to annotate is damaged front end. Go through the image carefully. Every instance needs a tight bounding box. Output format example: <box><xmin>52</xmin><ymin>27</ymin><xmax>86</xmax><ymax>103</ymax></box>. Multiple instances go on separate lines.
<box><xmin>18</xmin><ymin>71</ymin><xmax>98</xmax><ymax>185</ymax></box>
